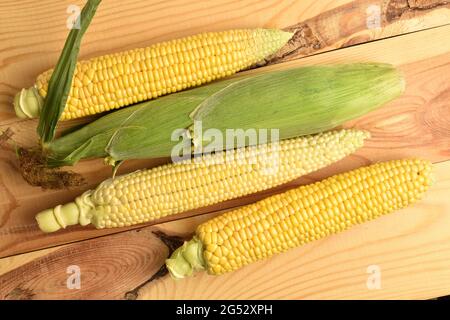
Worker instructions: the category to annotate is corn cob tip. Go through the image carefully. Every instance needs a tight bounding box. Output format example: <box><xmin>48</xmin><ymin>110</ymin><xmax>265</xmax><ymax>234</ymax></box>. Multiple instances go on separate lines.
<box><xmin>35</xmin><ymin>191</ymin><xmax>94</xmax><ymax>233</ymax></box>
<box><xmin>14</xmin><ymin>86</ymin><xmax>43</xmax><ymax>119</ymax></box>
<box><xmin>166</xmin><ymin>237</ymin><xmax>206</xmax><ymax>279</ymax></box>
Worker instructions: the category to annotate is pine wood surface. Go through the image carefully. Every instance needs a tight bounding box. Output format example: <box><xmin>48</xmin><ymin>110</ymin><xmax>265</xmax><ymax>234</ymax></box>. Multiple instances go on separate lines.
<box><xmin>0</xmin><ymin>161</ymin><xmax>449</xmax><ymax>300</ymax></box>
<box><xmin>0</xmin><ymin>0</ymin><xmax>449</xmax><ymax>299</ymax></box>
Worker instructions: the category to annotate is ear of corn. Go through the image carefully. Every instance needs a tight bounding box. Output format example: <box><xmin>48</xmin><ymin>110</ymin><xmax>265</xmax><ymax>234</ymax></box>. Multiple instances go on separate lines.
<box><xmin>166</xmin><ymin>159</ymin><xmax>433</xmax><ymax>278</ymax></box>
<box><xmin>35</xmin><ymin>129</ymin><xmax>369</xmax><ymax>233</ymax></box>
<box><xmin>36</xmin><ymin>0</ymin><xmax>101</xmax><ymax>143</ymax></box>
<box><xmin>46</xmin><ymin>63</ymin><xmax>404</xmax><ymax>167</ymax></box>
<box><xmin>188</xmin><ymin>63</ymin><xmax>403</xmax><ymax>145</ymax></box>
<box><xmin>14</xmin><ymin>29</ymin><xmax>292</xmax><ymax>121</ymax></box>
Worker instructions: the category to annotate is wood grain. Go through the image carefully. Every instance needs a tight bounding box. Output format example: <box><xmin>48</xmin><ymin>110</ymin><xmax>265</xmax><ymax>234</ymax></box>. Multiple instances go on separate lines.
<box><xmin>270</xmin><ymin>0</ymin><xmax>450</xmax><ymax>64</ymax></box>
<box><xmin>1</xmin><ymin>0</ymin><xmax>449</xmax><ymax>131</ymax></box>
<box><xmin>1</xmin><ymin>24</ymin><xmax>450</xmax><ymax>259</ymax></box>
<box><xmin>1</xmin><ymin>161</ymin><xmax>449</xmax><ymax>300</ymax></box>
<box><xmin>0</xmin><ymin>230</ymin><xmax>170</xmax><ymax>299</ymax></box>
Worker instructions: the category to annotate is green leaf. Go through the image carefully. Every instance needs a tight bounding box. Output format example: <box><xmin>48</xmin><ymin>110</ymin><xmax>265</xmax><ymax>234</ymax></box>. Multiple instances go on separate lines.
<box><xmin>37</xmin><ymin>0</ymin><xmax>101</xmax><ymax>143</ymax></box>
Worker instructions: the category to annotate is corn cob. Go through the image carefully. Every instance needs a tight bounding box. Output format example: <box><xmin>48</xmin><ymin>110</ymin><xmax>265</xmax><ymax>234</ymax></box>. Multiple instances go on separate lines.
<box><xmin>46</xmin><ymin>63</ymin><xmax>404</xmax><ymax>167</ymax></box>
<box><xmin>14</xmin><ymin>29</ymin><xmax>292</xmax><ymax>121</ymax></box>
<box><xmin>35</xmin><ymin>129</ymin><xmax>368</xmax><ymax>233</ymax></box>
<box><xmin>166</xmin><ymin>159</ymin><xmax>433</xmax><ymax>278</ymax></box>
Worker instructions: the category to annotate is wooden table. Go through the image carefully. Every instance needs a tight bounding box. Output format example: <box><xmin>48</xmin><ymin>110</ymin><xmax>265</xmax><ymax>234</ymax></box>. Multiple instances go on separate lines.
<box><xmin>0</xmin><ymin>0</ymin><xmax>449</xmax><ymax>300</ymax></box>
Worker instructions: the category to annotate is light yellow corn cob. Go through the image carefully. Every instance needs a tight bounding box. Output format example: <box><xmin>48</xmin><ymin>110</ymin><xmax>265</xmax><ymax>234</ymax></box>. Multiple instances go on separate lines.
<box><xmin>35</xmin><ymin>129</ymin><xmax>368</xmax><ymax>233</ymax></box>
<box><xmin>15</xmin><ymin>29</ymin><xmax>292</xmax><ymax>120</ymax></box>
<box><xmin>166</xmin><ymin>159</ymin><xmax>433</xmax><ymax>278</ymax></box>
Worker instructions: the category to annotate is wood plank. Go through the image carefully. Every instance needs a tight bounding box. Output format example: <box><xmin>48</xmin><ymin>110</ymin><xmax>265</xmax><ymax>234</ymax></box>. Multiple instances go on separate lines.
<box><xmin>1</xmin><ymin>0</ymin><xmax>449</xmax><ymax>129</ymax></box>
<box><xmin>1</xmin><ymin>160</ymin><xmax>449</xmax><ymax>300</ymax></box>
<box><xmin>0</xmin><ymin>247</ymin><xmax>59</xmax><ymax>276</ymax></box>
<box><xmin>1</xmin><ymin>25</ymin><xmax>450</xmax><ymax>258</ymax></box>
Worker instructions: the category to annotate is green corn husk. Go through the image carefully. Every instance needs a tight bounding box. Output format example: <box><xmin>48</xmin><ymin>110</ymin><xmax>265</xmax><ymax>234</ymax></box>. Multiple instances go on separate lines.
<box><xmin>45</xmin><ymin>63</ymin><xmax>404</xmax><ymax>166</ymax></box>
<box><xmin>37</xmin><ymin>0</ymin><xmax>101</xmax><ymax>143</ymax></box>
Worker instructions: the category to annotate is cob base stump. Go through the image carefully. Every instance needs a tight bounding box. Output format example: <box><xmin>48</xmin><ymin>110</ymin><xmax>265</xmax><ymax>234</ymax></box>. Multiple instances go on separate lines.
<box><xmin>166</xmin><ymin>159</ymin><xmax>433</xmax><ymax>278</ymax></box>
